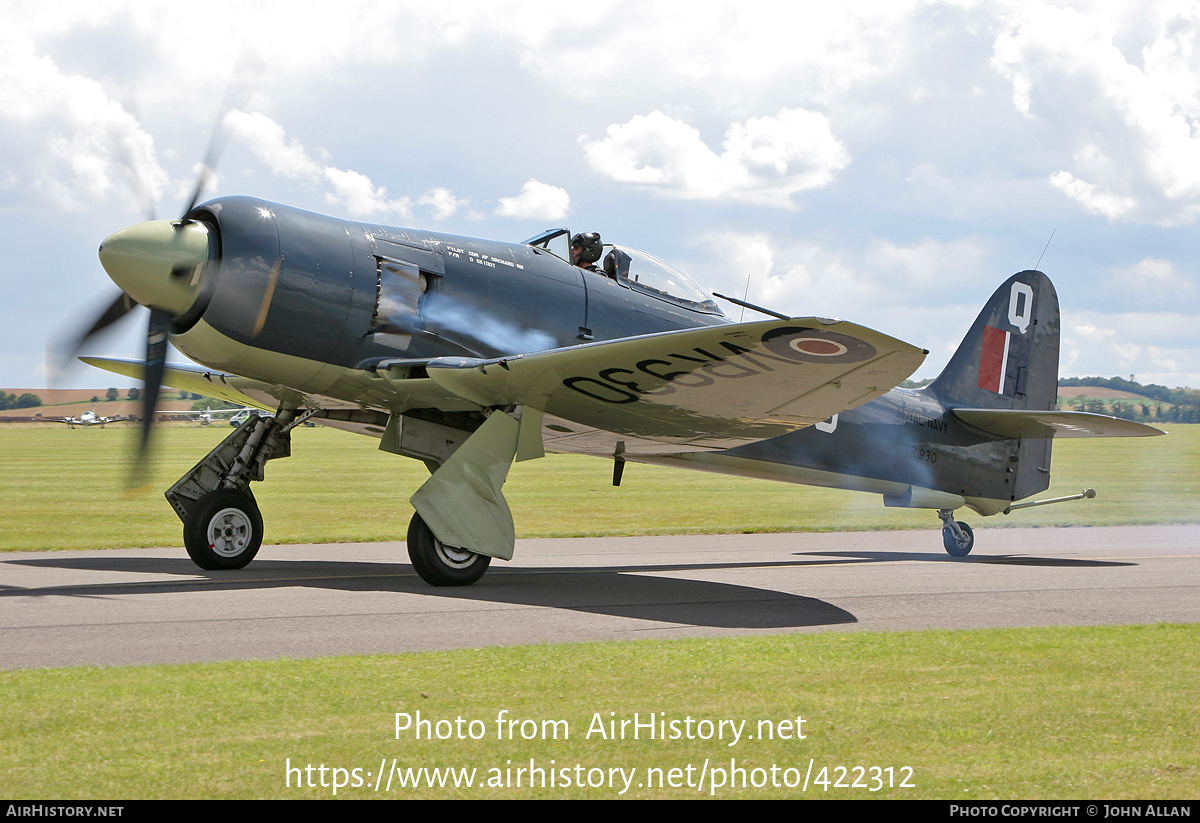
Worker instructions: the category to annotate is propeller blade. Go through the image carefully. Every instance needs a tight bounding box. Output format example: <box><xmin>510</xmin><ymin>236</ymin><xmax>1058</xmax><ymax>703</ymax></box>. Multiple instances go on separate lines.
<box><xmin>180</xmin><ymin>164</ymin><xmax>215</xmax><ymax>219</ymax></box>
<box><xmin>180</xmin><ymin>55</ymin><xmax>261</xmax><ymax>217</ymax></box>
<box><xmin>77</xmin><ymin>292</ymin><xmax>139</xmax><ymax>347</ymax></box>
<box><xmin>112</xmin><ymin>93</ymin><xmax>159</xmax><ymax>222</ymax></box>
<box><xmin>52</xmin><ymin>292</ymin><xmax>141</xmax><ymax>385</ymax></box>
<box><xmin>133</xmin><ymin>308</ymin><xmax>171</xmax><ymax>477</ymax></box>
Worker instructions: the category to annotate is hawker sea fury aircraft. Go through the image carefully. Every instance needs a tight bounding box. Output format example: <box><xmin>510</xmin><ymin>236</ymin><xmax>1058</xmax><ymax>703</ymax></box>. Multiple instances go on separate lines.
<box><xmin>75</xmin><ymin>196</ymin><xmax>1162</xmax><ymax>585</ymax></box>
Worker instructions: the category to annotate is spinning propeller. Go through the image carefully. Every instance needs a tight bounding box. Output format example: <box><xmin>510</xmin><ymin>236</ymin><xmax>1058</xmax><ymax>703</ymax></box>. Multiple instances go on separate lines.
<box><xmin>57</xmin><ymin>83</ymin><xmax>246</xmax><ymax>480</ymax></box>
<box><xmin>63</xmin><ymin>192</ymin><xmax>216</xmax><ymax>479</ymax></box>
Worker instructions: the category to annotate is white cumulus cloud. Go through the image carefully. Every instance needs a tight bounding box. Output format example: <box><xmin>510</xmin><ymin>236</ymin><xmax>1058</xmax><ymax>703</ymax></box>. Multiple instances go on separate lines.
<box><xmin>418</xmin><ymin>187</ymin><xmax>464</xmax><ymax>221</ymax></box>
<box><xmin>494</xmin><ymin>178</ymin><xmax>570</xmax><ymax>220</ymax></box>
<box><xmin>1048</xmin><ymin>170</ymin><xmax>1137</xmax><ymax>221</ymax></box>
<box><xmin>1104</xmin><ymin>257</ymin><xmax>1198</xmax><ymax>310</ymax></box>
<box><xmin>993</xmin><ymin>3</ymin><xmax>1200</xmax><ymax>225</ymax></box>
<box><xmin>582</xmin><ymin>109</ymin><xmax>850</xmax><ymax>207</ymax></box>
<box><xmin>323</xmin><ymin>167</ymin><xmax>411</xmax><ymax>219</ymax></box>
<box><xmin>223</xmin><ymin>109</ymin><xmax>482</xmax><ymax>220</ymax></box>
<box><xmin>222</xmin><ymin>110</ymin><xmax>321</xmax><ymax>180</ymax></box>
<box><xmin>0</xmin><ymin>27</ymin><xmax>168</xmax><ymax>212</ymax></box>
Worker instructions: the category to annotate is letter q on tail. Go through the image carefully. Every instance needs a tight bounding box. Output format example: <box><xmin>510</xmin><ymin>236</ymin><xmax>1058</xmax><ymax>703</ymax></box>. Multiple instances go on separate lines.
<box><xmin>1009</xmin><ymin>281</ymin><xmax>1033</xmax><ymax>334</ymax></box>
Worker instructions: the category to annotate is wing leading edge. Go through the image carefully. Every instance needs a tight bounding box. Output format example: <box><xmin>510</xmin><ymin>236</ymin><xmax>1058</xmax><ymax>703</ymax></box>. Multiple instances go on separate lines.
<box><xmin>80</xmin><ymin>356</ymin><xmax>281</xmax><ymax>411</ymax></box>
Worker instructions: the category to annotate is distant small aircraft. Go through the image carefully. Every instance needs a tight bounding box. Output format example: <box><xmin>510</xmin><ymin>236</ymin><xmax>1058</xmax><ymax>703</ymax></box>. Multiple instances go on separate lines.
<box><xmin>69</xmin><ymin>193</ymin><xmax>1162</xmax><ymax>587</ymax></box>
<box><xmin>38</xmin><ymin>406</ymin><xmax>132</xmax><ymax>429</ymax></box>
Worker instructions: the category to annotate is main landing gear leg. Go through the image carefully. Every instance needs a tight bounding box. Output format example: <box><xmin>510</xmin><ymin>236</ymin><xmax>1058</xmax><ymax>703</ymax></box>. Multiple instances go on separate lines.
<box><xmin>166</xmin><ymin>406</ymin><xmax>314</xmax><ymax>570</ymax></box>
<box><xmin>937</xmin><ymin>509</ymin><xmax>974</xmax><ymax>557</ymax></box>
<box><xmin>408</xmin><ymin>410</ymin><xmax>523</xmax><ymax>587</ymax></box>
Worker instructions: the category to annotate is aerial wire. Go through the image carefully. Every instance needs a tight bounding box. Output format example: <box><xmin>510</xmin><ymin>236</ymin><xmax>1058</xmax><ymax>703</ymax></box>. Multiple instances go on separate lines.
<box><xmin>738</xmin><ymin>268</ymin><xmax>752</xmax><ymax>322</ymax></box>
<box><xmin>1035</xmin><ymin>229</ymin><xmax>1056</xmax><ymax>272</ymax></box>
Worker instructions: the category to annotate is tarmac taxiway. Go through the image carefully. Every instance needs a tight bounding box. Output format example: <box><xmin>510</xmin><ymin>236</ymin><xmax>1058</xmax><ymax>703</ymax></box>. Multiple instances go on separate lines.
<box><xmin>2</xmin><ymin>525</ymin><xmax>1197</xmax><ymax>669</ymax></box>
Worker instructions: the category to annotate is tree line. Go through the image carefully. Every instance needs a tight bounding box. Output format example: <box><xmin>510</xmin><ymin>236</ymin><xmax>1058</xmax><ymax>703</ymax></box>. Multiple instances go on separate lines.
<box><xmin>0</xmin><ymin>392</ymin><xmax>43</xmax><ymax>410</ymax></box>
<box><xmin>0</xmin><ymin>388</ymin><xmax>208</xmax><ymax>410</ymax></box>
<box><xmin>1059</xmin><ymin>377</ymin><xmax>1200</xmax><ymax>423</ymax></box>
<box><xmin>1058</xmin><ymin>376</ymin><xmax>1200</xmax><ymax>408</ymax></box>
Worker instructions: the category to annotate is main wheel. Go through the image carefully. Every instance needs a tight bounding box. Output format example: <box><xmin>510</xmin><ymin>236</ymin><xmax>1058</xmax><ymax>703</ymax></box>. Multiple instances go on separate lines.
<box><xmin>406</xmin><ymin>512</ymin><xmax>490</xmax><ymax>586</ymax></box>
<box><xmin>942</xmin><ymin>521</ymin><xmax>974</xmax><ymax>557</ymax></box>
<box><xmin>184</xmin><ymin>489</ymin><xmax>263</xmax><ymax>570</ymax></box>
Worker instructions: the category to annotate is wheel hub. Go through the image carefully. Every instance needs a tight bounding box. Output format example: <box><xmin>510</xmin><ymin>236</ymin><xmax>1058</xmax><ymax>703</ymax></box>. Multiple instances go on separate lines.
<box><xmin>434</xmin><ymin>537</ymin><xmax>478</xmax><ymax>569</ymax></box>
<box><xmin>207</xmin><ymin>507</ymin><xmax>252</xmax><ymax>557</ymax></box>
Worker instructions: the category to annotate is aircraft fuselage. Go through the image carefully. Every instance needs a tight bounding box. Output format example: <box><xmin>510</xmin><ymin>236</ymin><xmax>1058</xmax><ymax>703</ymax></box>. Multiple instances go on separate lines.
<box><xmin>172</xmin><ymin>196</ymin><xmax>725</xmax><ymax>379</ymax></box>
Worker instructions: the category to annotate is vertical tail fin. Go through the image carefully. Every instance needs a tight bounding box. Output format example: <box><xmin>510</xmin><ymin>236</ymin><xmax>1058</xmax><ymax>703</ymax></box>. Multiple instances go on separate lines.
<box><xmin>926</xmin><ymin>270</ymin><xmax>1060</xmax><ymax>499</ymax></box>
<box><xmin>927</xmin><ymin>270</ymin><xmax>1060</xmax><ymax>413</ymax></box>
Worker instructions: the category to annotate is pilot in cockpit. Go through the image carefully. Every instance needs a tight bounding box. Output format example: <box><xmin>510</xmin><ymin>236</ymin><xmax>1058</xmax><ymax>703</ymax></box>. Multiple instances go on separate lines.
<box><xmin>570</xmin><ymin>232</ymin><xmax>603</xmax><ymax>273</ymax></box>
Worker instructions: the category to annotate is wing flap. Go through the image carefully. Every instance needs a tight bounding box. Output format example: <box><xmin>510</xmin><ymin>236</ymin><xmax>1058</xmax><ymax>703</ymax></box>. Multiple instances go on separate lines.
<box><xmin>427</xmin><ymin>319</ymin><xmax>925</xmax><ymax>449</ymax></box>
<box><xmin>952</xmin><ymin>408</ymin><xmax>1165</xmax><ymax>438</ymax></box>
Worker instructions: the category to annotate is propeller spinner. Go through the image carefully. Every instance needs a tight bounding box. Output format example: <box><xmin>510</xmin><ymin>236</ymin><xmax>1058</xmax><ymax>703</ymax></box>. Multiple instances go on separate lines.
<box><xmin>94</xmin><ymin>218</ymin><xmax>214</xmax><ymax>465</ymax></box>
<box><xmin>97</xmin><ymin>219</ymin><xmax>211</xmax><ymax>316</ymax></box>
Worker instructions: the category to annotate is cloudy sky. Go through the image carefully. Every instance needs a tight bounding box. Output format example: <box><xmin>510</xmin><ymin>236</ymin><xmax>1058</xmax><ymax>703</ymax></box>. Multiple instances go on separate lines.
<box><xmin>3</xmin><ymin>0</ymin><xmax>1199</xmax><ymax>390</ymax></box>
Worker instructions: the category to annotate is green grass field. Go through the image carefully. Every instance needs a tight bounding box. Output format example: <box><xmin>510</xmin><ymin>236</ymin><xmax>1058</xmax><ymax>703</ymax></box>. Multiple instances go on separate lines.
<box><xmin>1</xmin><ymin>626</ymin><xmax>1196</xmax><ymax>799</ymax></box>
<box><xmin>1</xmin><ymin>423</ymin><xmax>1196</xmax><ymax>551</ymax></box>
<box><xmin>1</xmin><ymin>424</ymin><xmax>1195</xmax><ymax>800</ymax></box>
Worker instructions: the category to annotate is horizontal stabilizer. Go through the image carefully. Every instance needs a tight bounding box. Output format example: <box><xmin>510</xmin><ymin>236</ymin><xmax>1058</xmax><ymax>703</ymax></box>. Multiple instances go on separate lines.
<box><xmin>952</xmin><ymin>408</ymin><xmax>1165</xmax><ymax>439</ymax></box>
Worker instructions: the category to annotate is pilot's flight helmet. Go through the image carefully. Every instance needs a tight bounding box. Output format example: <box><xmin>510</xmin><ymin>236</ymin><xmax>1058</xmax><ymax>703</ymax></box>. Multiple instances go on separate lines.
<box><xmin>571</xmin><ymin>232</ymin><xmax>603</xmax><ymax>265</ymax></box>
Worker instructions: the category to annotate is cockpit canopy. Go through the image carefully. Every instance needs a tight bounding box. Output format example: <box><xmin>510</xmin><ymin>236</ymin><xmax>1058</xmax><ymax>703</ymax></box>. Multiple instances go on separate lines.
<box><xmin>524</xmin><ymin>229</ymin><xmax>724</xmax><ymax>316</ymax></box>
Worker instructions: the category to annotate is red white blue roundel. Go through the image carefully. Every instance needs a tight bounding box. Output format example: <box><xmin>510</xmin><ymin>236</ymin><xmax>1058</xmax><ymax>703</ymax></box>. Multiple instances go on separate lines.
<box><xmin>760</xmin><ymin>326</ymin><xmax>876</xmax><ymax>364</ymax></box>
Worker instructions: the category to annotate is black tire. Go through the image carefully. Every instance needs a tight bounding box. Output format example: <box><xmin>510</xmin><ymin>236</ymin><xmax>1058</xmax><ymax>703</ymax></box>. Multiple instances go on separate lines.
<box><xmin>406</xmin><ymin>512</ymin><xmax>490</xmax><ymax>586</ymax></box>
<box><xmin>184</xmin><ymin>489</ymin><xmax>263</xmax><ymax>570</ymax></box>
<box><xmin>942</xmin><ymin>521</ymin><xmax>974</xmax><ymax>557</ymax></box>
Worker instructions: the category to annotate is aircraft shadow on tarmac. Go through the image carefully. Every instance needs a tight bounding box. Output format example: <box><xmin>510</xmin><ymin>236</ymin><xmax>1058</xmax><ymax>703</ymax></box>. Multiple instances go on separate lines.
<box><xmin>2</xmin><ymin>554</ymin><xmax>861</xmax><ymax>630</ymax></box>
<box><xmin>790</xmin><ymin>551</ymin><xmax>1137</xmax><ymax>568</ymax></box>
<box><xmin>2</xmin><ymin>546</ymin><xmax>1137</xmax><ymax>629</ymax></box>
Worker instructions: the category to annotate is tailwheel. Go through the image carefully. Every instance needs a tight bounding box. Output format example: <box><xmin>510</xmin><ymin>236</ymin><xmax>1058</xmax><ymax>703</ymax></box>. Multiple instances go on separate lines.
<box><xmin>406</xmin><ymin>512</ymin><xmax>490</xmax><ymax>586</ymax></box>
<box><xmin>941</xmin><ymin>520</ymin><xmax>974</xmax><ymax>557</ymax></box>
<box><xmin>183</xmin><ymin>489</ymin><xmax>263</xmax><ymax>570</ymax></box>
<box><xmin>937</xmin><ymin>508</ymin><xmax>974</xmax><ymax>557</ymax></box>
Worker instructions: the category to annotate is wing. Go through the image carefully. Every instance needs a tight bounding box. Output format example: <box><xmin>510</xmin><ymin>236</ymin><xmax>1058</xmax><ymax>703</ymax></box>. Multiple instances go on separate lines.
<box><xmin>417</xmin><ymin>318</ymin><xmax>925</xmax><ymax>451</ymax></box>
<box><xmin>951</xmin><ymin>409</ymin><xmax>1165</xmax><ymax>438</ymax></box>
<box><xmin>82</xmin><ymin>318</ymin><xmax>924</xmax><ymax>453</ymax></box>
